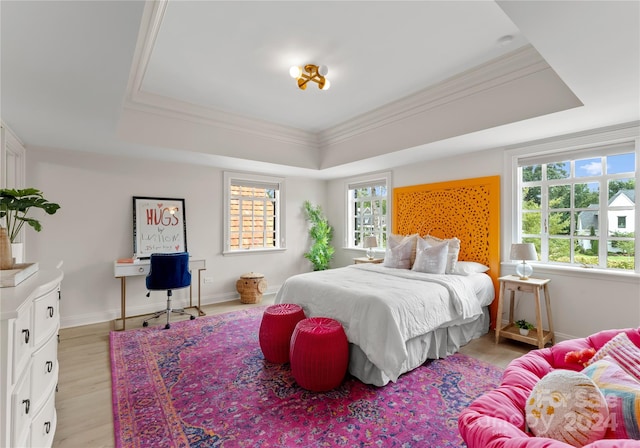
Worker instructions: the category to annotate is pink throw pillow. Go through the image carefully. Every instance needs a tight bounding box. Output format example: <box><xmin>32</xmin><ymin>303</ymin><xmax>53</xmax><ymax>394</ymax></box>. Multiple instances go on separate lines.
<box><xmin>587</xmin><ymin>332</ymin><xmax>640</xmax><ymax>381</ymax></box>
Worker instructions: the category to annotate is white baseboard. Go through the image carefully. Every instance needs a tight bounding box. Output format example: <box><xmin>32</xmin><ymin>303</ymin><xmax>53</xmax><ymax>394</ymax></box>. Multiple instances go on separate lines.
<box><xmin>60</xmin><ymin>285</ymin><xmax>280</xmax><ymax>329</ymax></box>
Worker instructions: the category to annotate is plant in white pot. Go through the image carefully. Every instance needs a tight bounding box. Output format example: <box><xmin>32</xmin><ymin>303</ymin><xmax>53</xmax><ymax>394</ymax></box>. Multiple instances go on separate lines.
<box><xmin>0</xmin><ymin>188</ymin><xmax>60</xmax><ymax>268</ymax></box>
<box><xmin>515</xmin><ymin>319</ymin><xmax>535</xmax><ymax>336</ymax></box>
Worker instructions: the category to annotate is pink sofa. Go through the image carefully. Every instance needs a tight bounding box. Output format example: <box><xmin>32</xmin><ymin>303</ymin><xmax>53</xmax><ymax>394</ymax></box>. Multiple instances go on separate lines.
<box><xmin>459</xmin><ymin>327</ymin><xmax>640</xmax><ymax>448</ymax></box>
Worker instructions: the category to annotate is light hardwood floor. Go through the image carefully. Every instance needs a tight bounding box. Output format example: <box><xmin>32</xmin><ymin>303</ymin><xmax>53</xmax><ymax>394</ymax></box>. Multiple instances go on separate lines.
<box><xmin>53</xmin><ymin>295</ymin><xmax>531</xmax><ymax>448</ymax></box>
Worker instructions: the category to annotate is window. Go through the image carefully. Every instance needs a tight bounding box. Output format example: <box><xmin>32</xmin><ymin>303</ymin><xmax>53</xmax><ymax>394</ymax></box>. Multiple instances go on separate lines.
<box><xmin>618</xmin><ymin>216</ymin><xmax>627</xmax><ymax>229</ymax></box>
<box><xmin>516</xmin><ymin>142</ymin><xmax>636</xmax><ymax>271</ymax></box>
<box><xmin>224</xmin><ymin>172</ymin><xmax>285</xmax><ymax>253</ymax></box>
<box><xmin>346</xmin><ymin>172</ymin><xmax>391</xmax><ymax>250</ymax></box>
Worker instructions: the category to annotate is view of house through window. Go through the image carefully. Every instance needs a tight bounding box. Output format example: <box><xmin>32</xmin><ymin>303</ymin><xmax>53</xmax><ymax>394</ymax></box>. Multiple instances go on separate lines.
<box><xmin>347</xmin><ymin>175</ymin><xmax>390</xmax><ymax>250</ymax></box>
<box><xmin>518</xmin><ymin>143</ymin><xmax>636</xmax><ymax>271</ymax></box>
<box><xmin>225</xmin><ymin>173</ymin><xmax>283</xmax><ymax>252</ymax></box>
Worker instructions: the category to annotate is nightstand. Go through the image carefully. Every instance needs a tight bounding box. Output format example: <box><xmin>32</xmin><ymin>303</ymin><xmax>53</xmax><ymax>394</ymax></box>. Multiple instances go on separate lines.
<box><xmin>495</xmin><ymin>275</ymin><xmax>554</xmax><ymax>349</ymax></box>
<box><xmin>353</xmin><ymin>257</ymin><xmax>384</xmax><ymax>264</ymax></box>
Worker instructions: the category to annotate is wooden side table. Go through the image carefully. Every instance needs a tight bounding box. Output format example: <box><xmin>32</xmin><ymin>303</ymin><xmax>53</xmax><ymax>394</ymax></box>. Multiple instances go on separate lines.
<box><xmin>353</xmin><ymin>257</ymin><xmax>384</xmax><ymax>264</ymax></box>
<box><xmin>495</xmin><ymin>275</ymin><xmax>554</xmax><ymax>349</ymax></box>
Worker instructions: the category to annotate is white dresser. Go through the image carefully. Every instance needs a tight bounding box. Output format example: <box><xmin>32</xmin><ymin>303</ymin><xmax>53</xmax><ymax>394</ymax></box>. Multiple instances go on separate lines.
<box><xmin>0</xmin><ymin>268</ymin><xmax>63</xmax><ymax>448</ymax></box>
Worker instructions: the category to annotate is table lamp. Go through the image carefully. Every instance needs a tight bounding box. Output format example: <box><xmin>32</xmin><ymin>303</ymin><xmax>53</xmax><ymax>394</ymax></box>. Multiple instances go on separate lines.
<box><xmin>363</xmin><ymin>236</ymin><xmax>378</xmax><ymax>260</ymax></box>
<box><xmin>510</xmin><ymin>243</ymin><xmax>538</xmax><ymax>280</ymax></box>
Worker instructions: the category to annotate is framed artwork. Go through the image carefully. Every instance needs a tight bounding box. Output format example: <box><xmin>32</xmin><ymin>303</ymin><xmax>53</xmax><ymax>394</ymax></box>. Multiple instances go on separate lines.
<box><xmin>132</xmin><ymin>196</ymin><xmax>187</xmax><ymax>258</ymax></box>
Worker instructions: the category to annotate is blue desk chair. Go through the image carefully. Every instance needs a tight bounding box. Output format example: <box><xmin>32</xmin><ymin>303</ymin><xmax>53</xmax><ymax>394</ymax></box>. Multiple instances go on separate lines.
<box><xmin>142</xmin><ymin>252</ymin><xmax>196</xmax><ymax>329</ymax></box>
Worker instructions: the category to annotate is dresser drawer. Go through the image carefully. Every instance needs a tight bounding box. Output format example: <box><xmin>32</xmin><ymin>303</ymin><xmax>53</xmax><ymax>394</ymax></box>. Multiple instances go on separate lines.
<box><xmin>115</xmin><ymin>263</ymin><xmax>150</xmax><ymax>277</ymax></box>
<box><xmin>504</xmin><ymin>282</ymin><xmax>536</xmax><ymax>294</ymax></box>
<box><xmin>12</xmin><ymin>368</ymin><xmax>31</xmax><ymax>446</ymax></box>
<box><xmin>31</xmin><ymin>387</ymin><xmax>56</xmax><ymax>448</ymax></box>
<box><xmin>12</xmin><ymin>305</ymin><xmax>33</xmax><ymax>384</ymax></box>
<box><xmin>31</xmin><ymin>331</ymin><xmax>59</xmax><ymax>412</ymax></box>
<box><xmin>33</xmin><ymin>287</ymin><xmax>59</xmax><ymax>347</ymax></box>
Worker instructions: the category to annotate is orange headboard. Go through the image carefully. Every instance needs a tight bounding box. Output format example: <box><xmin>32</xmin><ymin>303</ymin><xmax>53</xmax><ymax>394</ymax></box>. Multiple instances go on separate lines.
<box><xmin>392</xmin><ymin>175</ymin><xmax>500</xmax><ymax>328</ymax></box>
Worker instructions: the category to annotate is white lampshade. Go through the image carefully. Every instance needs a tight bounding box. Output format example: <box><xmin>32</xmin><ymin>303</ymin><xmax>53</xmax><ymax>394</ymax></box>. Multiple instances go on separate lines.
<box><xmin>317</xmin><ymin>65</ymin><xmax>329</xmax><ymax>76</ymax></box>
<box><xmin>363</xmin><ymin>236</ymin><xmax>378</xmax><ymax>248</ymax></box>
<box><xmin>510</xmin><ymin>243</ymin><xmax>537</xmax><ymax>280</ymax></box>
<box><xmin>363</xmin><ymin>235</ymin><xmax>378</xmax><ymax>259</ymax></box>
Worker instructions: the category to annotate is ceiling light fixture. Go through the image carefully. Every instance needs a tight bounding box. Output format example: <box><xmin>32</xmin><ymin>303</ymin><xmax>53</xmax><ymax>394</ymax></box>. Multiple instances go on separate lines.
<box><xmin>289</xmin><ymin>64</ymin><xmax>330</xmax><ymax>91</ymax></box>
<box><xmin>497</xmin><ymin>35</ymin><xmax>514</xmax><ymax>46</ymax></box>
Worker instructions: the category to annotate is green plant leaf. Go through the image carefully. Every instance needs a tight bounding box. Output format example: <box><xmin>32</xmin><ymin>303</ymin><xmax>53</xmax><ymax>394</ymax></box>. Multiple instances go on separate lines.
<box><xmin>303</xmin><ymin>201</ymin><xmax>334</xmax><ymax>271</ymax></box>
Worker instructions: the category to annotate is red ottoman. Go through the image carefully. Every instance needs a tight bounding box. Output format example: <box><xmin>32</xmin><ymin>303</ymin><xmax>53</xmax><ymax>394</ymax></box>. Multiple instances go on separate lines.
<box><xmin>289</xmin><ymin>317</ymin><xmax>349</xmax><ymax>392</ymax></box>
<box><xmin>259</xmin><ymin>304</ymin><xmax>306</xmax><ymax>363</ymax></box>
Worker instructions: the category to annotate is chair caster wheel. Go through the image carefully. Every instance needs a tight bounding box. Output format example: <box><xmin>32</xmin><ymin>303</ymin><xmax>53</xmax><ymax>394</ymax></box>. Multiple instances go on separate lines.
<box><xmin>190</xmin><ymin>315</ymin><xmax>196</xmax><ymax>320</ymax></box>
<box><xmin>142</xmin><ymin>321</ymin><xmax>148</xmax><ymax>327</ymax></box>
<box><xmin>165</xmin><ymin>324</ymin><xmax>170</xmax><ymax>329</ymax></box>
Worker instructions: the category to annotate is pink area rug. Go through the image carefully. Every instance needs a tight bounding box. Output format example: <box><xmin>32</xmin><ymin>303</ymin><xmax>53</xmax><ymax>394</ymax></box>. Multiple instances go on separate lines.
<box><xmin>110</xmin><ymin>307</ymin><xmax>503</xmax><ymax>447</ymax></box>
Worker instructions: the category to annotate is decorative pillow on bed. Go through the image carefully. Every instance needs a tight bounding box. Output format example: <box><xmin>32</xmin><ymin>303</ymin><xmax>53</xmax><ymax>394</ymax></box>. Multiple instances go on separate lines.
<box><xmin>582</xmin><ymin>357</ymin><xmax>640</xmax><ymax>440</ymax></box>
<box><xmin>586</xmin><ymin>332</ymin><xmax>640</xmax><ymax>381</ymax></box>
<box><xmin>388</xmin><ymin>233</ymin><xmax>419</xmax><ymax>267</ymax></box>
<box><xmin>525</xmin><ymin>370</ymin><xmax>609</xmax><ymax>447</ymax></box>
<box><xmin>383</xmin><ymin>234</ymin><xmax>416</xmax><ymax>269</ymax></box>
<box><xmin>412</xmin><ymin>239</ymin><xmax>448</xmax><ymax>274</ymax></box>
<box><xmin>452</xmin><ymin>261</ymin><xmax>490</xmax><ymax>276</ymax></box>
<box><xmin>422</xmin><ymin>235</ymin><xmax>460</xmax><ymax>274</ymax></box>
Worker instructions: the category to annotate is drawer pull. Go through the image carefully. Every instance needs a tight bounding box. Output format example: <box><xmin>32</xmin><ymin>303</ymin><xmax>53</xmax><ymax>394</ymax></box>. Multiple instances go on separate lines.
<box><xmin>44</xmin><ymin>421</ymin><xmax>51</xmax><ymax>434</ymax></box>
<box><xmin>22</xmin><ymin>329</ymin><xmax>30</xmax><ymax>344</ymax></box>
<box><xmin>47</xmin><ymin>306</ymin><xmax>55</xmax><ymax>317</ymax></box>
<box><xmin>22</xmin><ymin>399</ymin><xmax>30</xmax><ymax>415</ymax></box>
<box><xmin>138</xmin><ymin>267</ymin><xmax>145</xmax><ymax>273</ymax></box>
<box><xmin>46</xmin><ymin>360</ymin><xmax>54</xmax><ymax>373</ymax></box>
<box><xmin>517</xmin><ymin>286</ymin><xmax>522</xmax><ymax>291</ymax></box>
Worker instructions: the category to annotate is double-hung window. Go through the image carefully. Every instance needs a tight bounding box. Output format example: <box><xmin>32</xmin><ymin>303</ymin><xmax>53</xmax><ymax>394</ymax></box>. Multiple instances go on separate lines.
<box><xmin>346</xmin><ymin>172</ymin><xmax>391</xmax><ymax>250</ymax></box>
<box><xmin>516</xmin><ymin>142</ymin><xmax>636</xmax><ymax>271</ymax></box>
<box><xmin>224</xmin><ymin>172</ymin><xmax>285</xmax><ymax>253</ymax></box>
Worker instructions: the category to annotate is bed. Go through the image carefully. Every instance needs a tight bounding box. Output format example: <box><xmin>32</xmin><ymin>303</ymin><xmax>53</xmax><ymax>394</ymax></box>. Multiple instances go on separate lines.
<box><xmin>275</xmin><ymin>176</ymin><xmax>501</xmax><ymax>386</ymax></box>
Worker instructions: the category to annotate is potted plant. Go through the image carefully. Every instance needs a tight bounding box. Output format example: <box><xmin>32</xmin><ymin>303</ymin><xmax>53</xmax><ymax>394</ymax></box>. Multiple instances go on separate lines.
<box><xmin>515</xmin><ymin>319</ymin><xmax>535</xmax><ymax>336</ymax></box>
<box><xmin>0</xmin><ymin>188</ymin><xmax>60</xmax><ymax>266</ymax></box>
<box><xmin>303</xmin><ymin>200</ymin><xmax>334</xmax><ymax>271</ymax></box>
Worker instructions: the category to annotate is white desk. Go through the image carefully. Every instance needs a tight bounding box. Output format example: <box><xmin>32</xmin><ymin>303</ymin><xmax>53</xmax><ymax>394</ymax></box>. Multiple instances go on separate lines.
<box><xmin>113</xmin><ymin>258</ymin><xmax>206</xmax><ymax>330</ymax></box>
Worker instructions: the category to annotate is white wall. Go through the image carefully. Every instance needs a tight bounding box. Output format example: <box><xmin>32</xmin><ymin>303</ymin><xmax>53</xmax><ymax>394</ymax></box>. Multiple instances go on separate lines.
<box><xmin>326</xmin><ymin>147</ymin><xmax>640</xmax><ymax>341</ymax></box>
<box><xmin>26</xmin><ymin>147</ymin><xmax>324</xmax><ymax>328</ymax></box>
<box><xmin>24</xmin><ymin>140</ymin><xmax>640</xmax><ymax>338</ymax></box>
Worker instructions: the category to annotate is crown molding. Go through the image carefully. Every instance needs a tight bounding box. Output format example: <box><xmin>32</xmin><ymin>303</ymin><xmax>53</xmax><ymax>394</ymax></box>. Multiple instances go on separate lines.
<box><xmin>124</xmin><ymin>3</ymin><xmax>555</xmax><ymax>155</ymax></box>
<box><xmin>504</xmin><ymin>121</ymin><xmax>640</xmax><ymax>156</ymax></box>
<box><xmin>123</xmin><ymin>0</ymin><xmax>318</xmax><ymax>149</ymax></box>
<box><xmin>318</xmin><ymin>45</ymin><xmax>550</xmax><ymax>147</ymax></box>
<box><xmin>123</xmin><ymin>91</ymin><xmax>318</xmax><ymax>148</ymax></box>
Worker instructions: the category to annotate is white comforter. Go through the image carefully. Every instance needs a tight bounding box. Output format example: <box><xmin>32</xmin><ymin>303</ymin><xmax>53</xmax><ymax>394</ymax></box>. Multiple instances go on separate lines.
<box><xmin>274</xmin><ymin>263</ymin><xmax>485</xmax><ymax>383</ymax></box>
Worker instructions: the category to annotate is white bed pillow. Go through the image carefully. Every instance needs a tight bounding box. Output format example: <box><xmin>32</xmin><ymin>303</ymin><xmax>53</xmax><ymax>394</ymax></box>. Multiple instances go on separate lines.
<box><xmin>453</xmin><ymin>261</ymin><xmax>490</xmax><ymax>276</ymax></box>
<box><xmin>412</xmin><ymin>239</ymin><xmax>448</xmax><ymax>274</ymax></box>
<box><xmin>383</xmin><ymin>234</ymin><xmax>415</xmax><ymax>269</ymax></box>
<box><xmin>422</xmin><ymin>235</ymin><xmax>460</xmax><ymax>274</ymax></box>
<box><xmin>388</xmin><ymin>233</ymin><xmax>418</xmax><ymax>267</ymax></box>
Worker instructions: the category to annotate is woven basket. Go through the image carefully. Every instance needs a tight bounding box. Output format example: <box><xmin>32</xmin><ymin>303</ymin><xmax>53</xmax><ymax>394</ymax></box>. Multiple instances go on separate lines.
<box><xmin>236</xmin><ymin>272</ymin><xmax>267</xmax><ymax>304</ymax></box>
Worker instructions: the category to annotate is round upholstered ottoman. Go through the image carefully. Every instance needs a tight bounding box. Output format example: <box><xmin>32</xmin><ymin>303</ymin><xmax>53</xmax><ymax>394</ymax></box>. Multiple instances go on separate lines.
<box><xmin>289</xmin><ymin>317</ymin><xmax>349</xmax><ymax>392</ymax></box>
<box><xmin>259</xmin><ymin>304</ymin><xmax>306</xmax><ymax>363</ymax></box>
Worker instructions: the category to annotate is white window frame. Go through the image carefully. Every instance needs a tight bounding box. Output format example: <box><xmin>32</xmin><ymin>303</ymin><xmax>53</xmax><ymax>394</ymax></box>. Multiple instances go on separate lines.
<box><xmin>506</xmin><ymin>125</ymin><xmax>639</xmax><ymax>275</ymax></box>
<box><xmin>344</xmin><ymin>171</ymin><xmax>391</xmax><ymax>252</ymax></box>
<box><xmin>223</xmin><ymin>171</ymin><xmax>286</xmax><ymax>254</ymax></box>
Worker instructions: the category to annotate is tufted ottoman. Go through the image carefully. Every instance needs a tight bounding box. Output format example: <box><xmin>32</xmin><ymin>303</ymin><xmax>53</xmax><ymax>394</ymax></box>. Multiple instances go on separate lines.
<box><xmin>289</xmin><ymin>317</ymin><xmax>349</xmax><ymax>392</ymax></box>
<box><xmin>259</xmin><ymin>304</ymin><xmax>306</xmax><ymax>363</ymax></box>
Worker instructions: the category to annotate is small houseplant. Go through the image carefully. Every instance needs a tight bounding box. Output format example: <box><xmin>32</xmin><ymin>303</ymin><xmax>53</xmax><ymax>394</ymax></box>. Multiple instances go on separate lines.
<box><xmin>515</xmin><ymin>319</ymin><xmax>534</xmax><ymax>336</ymax></box>
<box><xmin>303</xmin><ymin>200</ymin><xmax>334</xmax><ymax>271</ymax></box>
<box><xmin>0</xmin><ymin>188</ymin><xmax>61</xmax><ymax>243</ymax></box>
